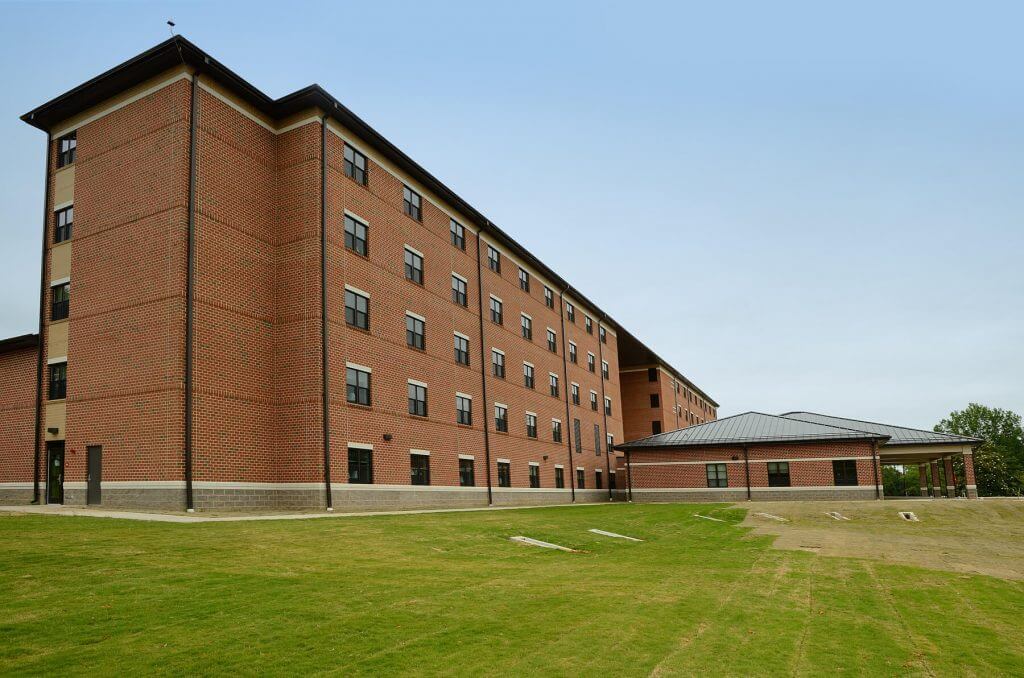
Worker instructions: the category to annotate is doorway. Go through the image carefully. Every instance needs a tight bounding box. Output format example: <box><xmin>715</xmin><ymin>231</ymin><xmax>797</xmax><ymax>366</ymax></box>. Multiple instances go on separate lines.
<box><xmin>46</xmin><ymin>441</ymin><xmax>65</xmax><ymax>505</ymax></box>
<box><xmin>86</xmin><ymin>445</ymin><xmax>102</xmax><ymax>505</ymax></box>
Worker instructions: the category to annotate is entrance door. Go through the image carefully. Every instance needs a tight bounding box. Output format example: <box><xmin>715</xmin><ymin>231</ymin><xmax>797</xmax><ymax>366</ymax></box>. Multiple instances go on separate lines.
<box><xmin>46</xmin><ymin>441</ymin><xmax>65</xmax><ymax>505</ymax></box>
<box><xmin>86</xmin><ymin>445</ymin><xmax>102</xmax><ymax>505</ymax></box>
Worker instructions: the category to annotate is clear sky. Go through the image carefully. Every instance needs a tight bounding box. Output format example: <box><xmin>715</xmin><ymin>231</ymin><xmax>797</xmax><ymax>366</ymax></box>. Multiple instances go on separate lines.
<box><xmin>1</xmin><ymin>1</ymin><xmax>1021</xmax><ymax>430</ymax></box>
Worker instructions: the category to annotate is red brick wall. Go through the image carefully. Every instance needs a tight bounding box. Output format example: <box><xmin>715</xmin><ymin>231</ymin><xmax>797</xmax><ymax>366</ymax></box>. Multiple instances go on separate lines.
<box><xmin>621</xmin><ymin>367</ymin><xmax>717</xmax><ymax>443</ymax></box>
<box><xmin>0</xmin><ymin>346</ymin><xmax>37</xmax><ymax>483</ymax></box>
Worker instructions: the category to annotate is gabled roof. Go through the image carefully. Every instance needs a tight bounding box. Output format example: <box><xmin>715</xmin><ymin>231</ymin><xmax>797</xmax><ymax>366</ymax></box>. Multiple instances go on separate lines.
<box><xmin>780</xmin><ymin>412</ymin><xmax>982</xmax><ymax>447</ymax></box>
<box><xmin>617</xmin><ymin>411</ymin><xmax>889</xmax><ymax>450</ymax></box>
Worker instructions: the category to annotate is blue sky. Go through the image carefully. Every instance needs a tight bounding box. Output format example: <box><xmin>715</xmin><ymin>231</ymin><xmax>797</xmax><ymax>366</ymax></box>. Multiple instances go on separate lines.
<box><xmin>1</xmin><ymin>1</ymin><xmax>1021</xmax><ymax>429</ymax></box>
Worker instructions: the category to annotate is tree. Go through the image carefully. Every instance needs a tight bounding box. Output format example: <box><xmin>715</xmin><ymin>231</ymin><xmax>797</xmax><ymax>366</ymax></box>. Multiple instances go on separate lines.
<box><xmin>935</xmin><ymin>404</ymin><xmax>1024</xmax><ymax>497</ymax></box>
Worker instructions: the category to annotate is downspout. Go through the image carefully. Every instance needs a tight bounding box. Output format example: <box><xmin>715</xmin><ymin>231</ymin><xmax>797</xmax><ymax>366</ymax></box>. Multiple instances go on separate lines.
<box><xmin>474</xmin><ymin>229</ymin><xmax>493</xmax><ymax>505</ymax></box>
<box><xmin>625</xmin><ymin>448</ymin><xmax>633</xmax><ymax>501</ymax></box>
<box><xmin>743</xmin><ymin>446</ymin><xmax>751</xmax><ymax>500</ymax></box>
<box><xmin>596</xmin><ymin>314</ymin><xmax>613</xmax><ymax>501</ymax></box>
<box><xmin>320</xmin><ymin>115</ymin><xmax>333</xmax><ymax>511</ymax></box>
<box><xmin>184</xmin><ymin>72</ymin><xmax>199</xmax><ymax>512</ymax></box>
<box><xmin>32</xmin><ymin>133</ymin><xmax>53</xmax><ymax>504</ymax></box>
<box><xmin>672</xmin><ymin>374</ymin><xmax>680</xmax><ymax>429</ymax></box>
<box><xmin>557</xmin><ymin>287</ymin><xmax>576</xmax><ymax>502</ymax></box>
<box><xmin>871</xmin><ymin>440</ymin><xmax>880</xmax><ymax>500</ymax></box>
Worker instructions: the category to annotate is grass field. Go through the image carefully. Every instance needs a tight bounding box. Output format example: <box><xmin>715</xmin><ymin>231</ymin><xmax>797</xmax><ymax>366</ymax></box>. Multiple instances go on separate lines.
<box><xmin>2</xmin><ymin>503</ymin><xmax>1023</xmax><ymax>676</ymax></box>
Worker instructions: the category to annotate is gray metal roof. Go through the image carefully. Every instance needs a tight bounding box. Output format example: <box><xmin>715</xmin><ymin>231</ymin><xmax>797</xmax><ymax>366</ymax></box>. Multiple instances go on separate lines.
<box><xmin>617</xmin><ymin>411</ymin><xmax>889</xmax><ymax>450</ymax></box>
<box><xmin>780</xmin><ymin>412</ymin><xmax>982</xmax><ymax>447</ymax></box>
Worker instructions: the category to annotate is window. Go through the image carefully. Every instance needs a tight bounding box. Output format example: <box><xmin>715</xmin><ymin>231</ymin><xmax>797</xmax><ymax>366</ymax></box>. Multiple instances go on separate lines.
<box><xmin>606</xmin><ymin>433</ymin><xmax>614</xmax><ymax>453</ymax></box>
<box><xmin>587</xmin><ymin>353</ymin><xmax>595</xmax><ymax>372</ymax></box>
<box><xmin>487</xmin><ymin>245</ymin><xmax>501</xmax><ymax>273</ymax></box>
<box><xmin>571</xmin><ymin>383</ymin><xmax>580</xmax><ymax>405</ymax></box>
<box><xmin>568</xmin><ymin>342</ymin><xmax>577</xmax><ymax>364</ymax></box>
<box><xmin>589</xmin><ymin>391</ymin><xmax>598</xmax><ymax>411</ymax></box>
<box><xmin>601</xmin><ymin>361</ymin><xmax>609</xmax><ymax>380</ymax></box>
<box><xmin>491</xmin><ymin>349</ymin><xmax>505</xmax><ymax>378</ymax></box>
<box><xmin>526</xmin><ymin>413</ymin><xmax>537</xmax><ymax>438</ymax></box>
<box><xmin>404</xmin><ymin>247</ymin><xmax>423</xmax><ymax>284</ymax></box>
<box><xmin>573</xmin><ymin>419</ymin><xmax>582</xmax><ymax>453</ymax></box>
<box><xmin>599</xmin><ymin>326</ymin><xmax>607</xmax><ymax>344</ymax></box>
<box><xmin>459</xmin><ymin>458</ymin><xmax>475</xmax><ymax>486</ymax></box>
<box><xmin>48</xmin><ymin>362</ymin><xmax>66</xmax><ymax>400</ymax></box>
<box><xmin>594</xmin><ymin>424</ymin><xmax>602</xmax><ymax>458</ymax></box>
<box><xmin>546</xmin><ymin>329</ymin><xmax>557</xmax><ymax>352</ymax></box>
<box><xmin>410</xmin><ymin>453</ymin><xmax>430</xmax><ymax>485</ymax></box>
<box><xmin>706</xmin><ymin>463</ymin><xmax>727</xmax><ymax>488</ymax></box>
<box><xmin>523</xmin><ymin>363</ymin><xmax>535</xmax><ymax>389</ymax></box>
<box><xmin>529</xmin><ymin>464</ymin><xmax>540</xmax><ymax>488</ymax></box>
<box><xmin>450</xmin><ymin>219</ymin><xmax>465</xmax><ymax>250</ymax></box>
<box><xmin>833</xmin><ymin>460</ymin><xmax>858</xmax><ymax>486</ymax></box>
<box><xmin>518</xmin><ymin>267</ymin><xmax>530</xmax><ymax>292</ymax></box>
<box><xmin>54</xmin><ymin>205</ymin><xmax>73</xmax><ymax>243</ymax></box>
<box><xmin>549</xmin><ymin>373</ymin><xmax>559</xmax><ymax>397</ymax></box>
<box><xmin>451</xmin><ymin>274</ymin><xmax>468</xmax><ymax>306</ymax></box>
<box><xmin>604</xmin><ymin>397</ymin><xmax>612</xmax><ymax>416</ymax></box>
<box><xmin>566</xmin><ymin>302</ymin><xmax>576</xmax><ymax>323</ymax></box>
<box><xmin>585</xmin><ymin>316</ymin><xmax>593</xmax><ymax>334</ymax></box>
<box><xmin>345</xmin><ymin>288</ymin><xmax>369</xmax><ymax>330</ymax></box>
<box><xmin>51</xmin><ymin>283</ymin><xmax>69</xmax><ymax>321</ymax></box>
<box><xmin>609</xmin><ymin>471</ymin><xmax>616</xmax><ymax>490</ymax></box>
<box><xmin>456</xmin><ymin>394</ymin><xmax>472</xmax><ymax>425</ymax></box>
<box><xmin>544</xmin><ymin>286</ymin><xmax>554</xmax><ymax>308</ymax></box>
<box><xmin>406</xmin><ymin>314</ymin><xmax>425</xmax><ymax>350</ymax></box>
<box><xmin>403</xmin><ymin>186</ymin><xmax>422</xmax><ymax>221</ymax></box>
<box><xmin>343</xmin><ymin>144</ymin><xmax>368</xmax><ymax>185</ymax></box>
<box><xmin>346</xmin><ymin>366</ymin><xmax>371</xmax><ymax>405</ymax></box>
<box><xmin>576</xmin><ymin>468</ymin><xmax>585</xmax><ymax>489</ymax></box>
<box><xmin>555</xmin><ymin>466</ymin><xmax>565</xmax><ymax>488</ymax></box>
<box><xmin>343</xmin><ymin>215</ymin><xmax>368</xmax><ymax>256</ymax></box>
<box><xmin>494</xmin><ymin>404</ymin><xmax>508</xmax><ymax>432</ymax></box>
<box><xmin>408</xmin><ymin>381</ymin><xmax>428</xmax><ymax>417</ymax></box>
<box><xmin>652</xmin><ymin>420</ymin><xmax>662</xmax><ymax>434</ymax></box>
<box><xmin>489</xmin><ymin>297</ymin><xmax>503</xmax><ymax>325</ymax></box>
<box><xmin>454</xmin><ymin>334</ymin><xmax>470</xmax><ymax>366</ymax></box>
<box><xmin>648</xmin><ymin>367</ymin><xmax>658</xmax><ymax>382</ymax></box>
<box><xmin>552</xmin><ymin>419</ymin><xmax>562</xmax><ymax>443</ymax></box>
<box><xmin>57</xmin><ymin>132</ymin><xmax>76</xmax><ymax>168</ymax></box>
<box><xmin>348</xmin><ymin>447</ymin><xmax>373</xmax><ymax>484</ymax></box>
<box><xmin>650</xmin><ymin>394</ymin><xmax>660</xmax><ymax>408</ymax></box>
<box><xmin>521</xmin><ymin>314</ymin><xmax>532</xmax><ymax>340</ymax></box>
<box><xmin>767</xmin><ymin>462</ymin><xmax>791</xmax><ymax>487</ymax></box>
<box><xmin>498</xmin><ymin>461</ymin><xmax>511</xmax><ymax>487</ymax></box>
<box><xmin>595</xmin><ymin>469</ymin><xmax>603</xmax><ymax>490</ymax></box>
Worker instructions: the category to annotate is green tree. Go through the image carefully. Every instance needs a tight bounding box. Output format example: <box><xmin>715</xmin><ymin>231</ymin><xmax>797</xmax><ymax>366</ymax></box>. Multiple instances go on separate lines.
<box><xmin>935</xmin><ymin>404</ymin><xmax>1024</xmax><ymax>496</ymax></box>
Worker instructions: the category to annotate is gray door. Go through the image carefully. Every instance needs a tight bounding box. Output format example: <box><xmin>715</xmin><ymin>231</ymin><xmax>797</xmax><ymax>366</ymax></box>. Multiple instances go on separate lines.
<box><xmin>86</xmin><ymin>445</ymin><xmax>102</xmax><ymax>505</ymax></box>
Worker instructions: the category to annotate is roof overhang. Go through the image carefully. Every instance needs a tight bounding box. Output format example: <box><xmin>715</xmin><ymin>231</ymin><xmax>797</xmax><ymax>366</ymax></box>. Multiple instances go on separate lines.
<box><xmin>0</xmin><ymin>333</ymin><xmax>40</xmax><ymax>354</ymax></box>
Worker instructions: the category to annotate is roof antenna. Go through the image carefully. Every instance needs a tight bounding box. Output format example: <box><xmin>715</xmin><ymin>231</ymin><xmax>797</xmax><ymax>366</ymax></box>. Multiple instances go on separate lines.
<box><xmin>167</xmin><ymin>20</ymin><xmax>177</xmax><ymax>37</ymax></box>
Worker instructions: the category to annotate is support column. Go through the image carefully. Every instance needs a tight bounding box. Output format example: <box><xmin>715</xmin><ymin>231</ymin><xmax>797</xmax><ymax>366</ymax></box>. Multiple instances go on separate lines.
<box><xmin>918</xmin><ymin>464</ymin><xmax>928</xmax><ymax>497</ymax></box>
<box><xmin>943</xmin><ymin>456</ymin><xmax>957</xmax><ymax>498</ymax></box>
<box><xmin>929</xmin><ymin>460</ymin><xmax>942</xmax><ymax>498</ymax></box>
<box><xmin>963</xmin><ymin>451</ymin><xmax>978</xmax><ymax>498</ymax></box>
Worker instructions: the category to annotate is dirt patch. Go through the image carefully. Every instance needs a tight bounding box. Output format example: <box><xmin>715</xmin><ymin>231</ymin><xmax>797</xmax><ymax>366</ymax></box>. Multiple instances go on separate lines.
<box><xmin>737</xmin><ymin>498</ymin><xmax>1024</xmax><ymax>580</ymax></box>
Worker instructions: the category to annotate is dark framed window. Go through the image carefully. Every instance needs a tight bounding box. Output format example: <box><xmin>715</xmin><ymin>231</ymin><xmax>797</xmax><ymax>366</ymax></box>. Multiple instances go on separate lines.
<box><xmin>594</xmin><ymin>424</ymin><xmax>602</xmax><ymax>458</ymax></box>
<box><xmin>526</xmin><ymin>413</ymin><xmax>537</xmax><ymax>438</ymax></box>
<box><xmin>587</xmin><ymin>353</ymin><xmax>595</xmax><ymax>372</ymax></box>
<box><xmin>599</xmin><ymin>326</ymin><xmax>607</xmax><ymax>344</ymax></box>
<box><xmin>571</xmin><ymin>384</ymin><xmax>580</xmax><ymax>406</ymax></box>
<box><xmin>706</xmin><ymin>463</ymin><xmax>727</xmax><ymax>488</ymax></box>
<box><xmin>767</xmin><ymin>462</ymin><xmax>791</xmax><ymax>487</ymax></box>
<box><xmin>498</xmin><ymin>461</ymin><xmax>511</xmax><ymax>487</ymax></box>
<box><xmin>57</xmin><ymin>132</ymin><xmax>76</xmax><ymax>168</ymax></box>
<box><xmin>411</xmin><ymin>454</ymin><xmax>430</xmax><ymax>485</ymax></box>
<box><xmin>573</xmin><ymin>419</ymin><xmax>582</xmax><ymax>453</ymax></box>
<box><xmin>650</xmin><ymin>393</ymin><xmax>660</xmax><ymax>408</ymax></box>
<box><xmin>566</xmin><ymin>303</ymin><xmax>576</xmax><ymax>323</ymax></box>
<box><xmin>408</xmin><ymin>382</ymin><xmax>428</xmax><ymax>417</ymax></box>
<box><xmin>552</xmin><ymin>419</ymin><xmax>562</xmax><ymax>443</ymax></box>
<box><xmin>494</xmin><ymin>404</ymin><xmax>508</xmax><ymax>432</ymax></box>
<box><xmin>343</xmin><ymin>144</ymin><xmax>368</xmax><ymax>185</ymax></box>
<box><xmin>529</xmin><ymin>464</ymin><xmax>540</xmax><ymax>488</ymax></box>
<box><xmin>345</xmin><ymin>289</ymin><xmax>369</xmax><ymax>330</ymax></box>
<box><xmin>54</xmin><ymin>205</ymin><xmax>73</xmax><ymax>243</ymax></box>
<box><xmin>609</xmin><ymin>471</ymin><xmax>616</xmax><ymax>490</ymax></box>
<box><xmin>459</xmin><ymin>458</ymin><xmax>475</xmax><ymax>486</ymax></box>
<box><xmin>544</xmin><ymin>287</ymin><xmax>554</xmax><ymax>308</ymax></box>
<box><xmin>451</xmin><ymin>275</ymin><xmax>468</xmax><ymax>306</ymax></box>
<box><xmin>404</xmin><ymin>248</ymin><xmax>424</xmax><ymax>284</ymax></box>
<box><xmin>595</xmin><ymin>469</ymin><xmax>603</xmax><ymax>490</ymax></box>
<box><xmin>48</xmin><ymin>362</ymin><xmax>66</xmax><ymax>400</ymax></box>
<box><xmin>403</xmin><ymin>186</ymin><xmax>422</xmax><ymax>221</ymax></box>
<box><xmin>606</xmin><ymin>434</ymin><xmax>614</xmax><ymax>453</ymax></box>
<box><xmin>546</xmin><ymin>329</ymin><xmax>557</xmax><ymax>352</ymax></box>
<box><xmin>568</xmin><ymin>343</ymin><xmax>577</xmax><ymax>364</ymax></box>
<box><xmin>555</xmin><ymin>466</ymin><xmax>565</xmax><ymax>488</ymax></box>
<box><xmin>585</xmin><ymin>316</ymin><xmax>593</xmax><ymax>334</ymax></box>
<box><xmin>523</xmin><ymin>363</ymin><xmax>535</xmax><ymax>388</ymax></box>
<box><xmin>590</xmin><ymin>391</ymin><xmax>598</xmax><ymax>411</ymax></box>
<box><xmin>348</xmin><ymin>447</ymin><xmax>373</xmax><ymax>484</ymax></box>
<box><xmin>450</xmin><ymin>219</ymin><xmax>465</xmax><ymax>249</ymax></box>
<box><xmin>604</xmin><ymin>397</ymin><xmax>612</xmax><ymax>416</ymax></box>
<box><xmin>648</xmin><ymin>368</ymin><xmax>658</xmax><ymax>382</ymax></box>
<box><xmin>576</xmin><ymin>468</ymin><xmax>585</xmax><ymax>489</ymax></box>
<box><xmin>489</xmin><ymin>297</ymin><xmax>503</xmax><ymax>324</ymax></box>
<box><xmin>520</xmin><ymin>314</ymin><xmax>532</xmax><ymax>340</ymax></box>
<box><xmin>491</xmin><ymin>350</ymin><xmax>505</xmax><ymax>378</ymax></box>
<box><xmin>833</xmin><ymin>460</ymin><xmax>858</xmax><ymax>486</ymax></box>
<box><xmin>518</xmin><ymin>267</ymin><xmax>530</xmax><ymax>292</ymax></box>
<box><xmin>51</xmin><ymin>283</ymin><xmax>69</xmax><ymax>321</ymax></box>
<box><xmin>487</xmin><ymin>245</ymin><xmax>501</xmax><ymax>273</ymax></box>
<box><xmin>406</xmin><ymin>314</ymin><xmax>425</xmax><ymax>350</ymax></box>
<box><xmin>602</xmin><ymin>361</ymin><xmax>609</xmax><ymax>380</ymax></box>
<box><xmin>454</xmin><ymin>334</ymin><xmax>470</xmax><ymax>366</ymax></box>
<box><xmin>652</xmin><ymin>420</ymin><xmax>662</xmax><ymax>434</ymax></box>
<box><xmin>549</xmin><ymin>373</ymin><xmax>559</xmax><ymax>397</ymax></box>
<box><xmin>346</xmin><ymin>366</ymin><xmax>371</xmax><ymax>405</ymax></box>
<box><xmin>456</xmin><ymin>395</ymin><xmax>472</xmax><ymax>425</ymax></box>
<box><xmin>343</xmin><ymin>215</ymin><xmax>368</xmax><ymax>256</ymax></box>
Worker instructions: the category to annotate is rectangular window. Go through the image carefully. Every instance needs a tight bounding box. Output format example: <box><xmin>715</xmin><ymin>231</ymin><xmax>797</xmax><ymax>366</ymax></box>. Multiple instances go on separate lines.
<box><xmin>555</xmin><ymin>466</ymin><xmax>565</xmax><ymax>488</ymax></box>
<box><xmin>498</xmin><ymin>461</ymin><xmax>511</xmax><ymax>487</ymax></box>
<box><xmin>406</xmin><ymin>314</ymin><xmax>425</xmax><ymax>350</ymax></box>
<box><xmin>585</xmin><ymin>316</ymin><xmax>593</xmax><ymax>334</ymax></box>
<box><xmin>348</xmin><ymin>447</ymin><xmax>373</xmax><ymax>484</ymax></box>
<box><xmin>523</xmin><ymin>363</ymin><xmax>534</xmax><ymax>389</ymax></box>
<box><xmin>568</xmin><ymin>342</ymin><xmax>577</xmax><ymax>364</ymax></box>
<box><xmin>546</xmin><ymin>329</ymin><xmax>557</xmax><ymax>352</ymax></box>
<box><xmin>456</xmin><ymin>394</ymin><xmax>473</xmax><ymax>425</ymax></box>
<box><xmin>520</xmin><ymin>314</ymin><xmax>532</xmax><ymax>340</ymax></box>
<box><xmin>566</xmin><ymin>302</ymin><xmax>576</xmax><ymax>323</ymax></box>
<box><xmin>408</xmin><ymin>382</ymin><xmax>428</xmax><ymax>417</ymax></box>
<box><xmin>454</xmin><ymin>334</ymin><xmax>470</xmax><ymax>366</ymax></box>
<box><xmin>343</xmin><ymin>214</ymin><xmax>368</xmax><ymax>256</ymax></box>
<box><xmin>57</xmin><ymin>132</ymin><xmax>76</xmax><ymax>168</ymax></box>
<box><xmin>450</xmin><ymin>219</ymin><xmax>465</xmax><ymax>250</ymax></box>
<box><xmin>552</xmin><ymin>419</ymin><xmax>562</xmax><ymax>443</ymax></box>
<box><xmin>604</xmin><ymin>397</ymin><xmax>612</xmax><ymax>416</ymax></box>
<box><xmin>595</xmin><ymin>469</ymin><xmax>603</xmax><ymax>490</ymax></box>
<box><xmin>767</xmin><ymin>462</ymin><xmax>791</xmax><ymax>487</ymax></box>
<box><xmin>648</xmin><ymin>367</ymin><xmax>658</xmax><ymax>382</ymax></box>
<box><xmin>590</xmin><ymin>391</ymin><xmax>598</xmax><ymax>411</ymax></box>
<box><xmin>600</xmin><ymin>327</ymin><xmax>607</xmax><ymax>345</ymax></box>
<box><xmin>451</xmin><ymin>274</ymin><xmax>468</xmax><ymax>306</ymax></box>
<box><xmin>487</xmin><ymin>245</ymin><xmax>501</xmax><ymax>273</ymax></box>
<box><xmin>601</xmin><ymin>361</ymin><xmax>609</xmax><ymax>380</ymax></box>
<box><xmin>606</xmin><ymin>433</ymin><xmax>614</xmax><ymax>453</ymax></box>
<box><xmin>54</xmin><ymin>205</ymin><xmax>73</xmax><ymax>243</ymax></box>
<box><xmin>343</xmin><ymin>144</ymin><xmax>368</xmax><ymax>185</ymax></box>
<box><xmin>706</xmin><ymin>463</ymin><xmax>728</xmax><ymax>488</ymax></box>
<box><xmin>345</xmin><ymin>289</ymin><xmax>369</xmax><ymax>330</ymax></box>
<box><xmin>494</xmin><ymin>404</ymin><xmax>508</xmax><ymax>432</ymax></box>
<box><xmin>571</xmin><ymin>383</ymin><xmax>580</xmax><ymax>406</ymax></box>
<box><xmin>404</xmin><ymin>247</ymin><xmax>424</xmax><ymax>285</ymax></box>
<box><xmin>549</xmin><ymin>373</ymin><xmax>559</xmax><ymax>397</ymax></box>
<box><xmin>403</xmin><ymin>186</ymin><xmax>422</xmax><ymax>221</ymax></box>
<box><xmin>833</xmin><ymin>460</ymin><xmax>858</xmax><ymax>486</ymax></box>
<box><xmin>48</xmin><ymin>362</ymin><xmax>67</xmax><ymax>400</ymax></box>
<box><xmin>576</xmin><ymin>468</ymin><xmax>585</xmax><ymax>489</ymax></box>
<box><xmin>586</xmin><ymin>353</ymin><xmax>595</xmax><ymax>373</ymax></box>
<box><xmin>410</xmin><ymin>453</ymin><xmax>430</xmax><ymax>485</ymax></box>
<box><xmin>51</xmin><ymin>283</ymin><xmax>69</xmax><ymax>321</ymax></box>
<box><xmin>491</xmin><ymin>350</ymin><xmax>505</xmax><ymax>378</ymax></box>
<box><xmin>346</xmin><ymin>366</ymin><xmax>371</xmax><ymax>405</ymax></box>
<box><xmin>459</xmin><ymin>458</ymin><xmax>475</xmax><ymax>486</ymax></box>
<box><xmin>609</xmin><ymin>471</ymin><xmax>616</xmax><ymax>490</ymax></box>
<box><xmin>526</xmin><ymin>413</ymin><xmax>538</xmax><ymax>438</ymax></box>
<box><xmin>529</xmin><ymin>464</ymin><xmax>540</xmax><ymax>488</ymax></box>
<box><xmin>594</xmin><ymin>424</ymin><xmax>602</xmax><ymax>458</ymax></box>
<box><xmin>573</xmin><ymin>419</ymin><xmax>582</xmax><ymax>454</ymax></box>
<box><xmin>518</xmin><ymin>267</ymin><xmax>530</xmax><ymax>292</ymax></box>
<box><xmin>650</xmin><ymin>393</ymin><xmax>660</xmax><ymax>408</ymax></box>
<box><xmin>489</xmin><ymin>296</ymin><xmax>503</xmax><ymax>324</ymax></box>
<box><xmin>652</xmin><ymin>420</ymin><xmax>662</xmax><ymax>434</ymax></box>
<box><xmin>544</xmin><ymin>286</ymin><xmax>554</xmax><ymax>308</ymax></box>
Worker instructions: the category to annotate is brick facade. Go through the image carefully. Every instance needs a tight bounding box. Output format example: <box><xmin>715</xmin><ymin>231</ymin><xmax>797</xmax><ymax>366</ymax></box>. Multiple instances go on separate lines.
<box><xmin>620</xmin><ymin>366</ymin><xmax>717</xmax><ymax>442</ymax></box>
<box><xmin>0</xmin><ymin>343</ymin><xmax>37</xmax><ymax>503</ymax></box>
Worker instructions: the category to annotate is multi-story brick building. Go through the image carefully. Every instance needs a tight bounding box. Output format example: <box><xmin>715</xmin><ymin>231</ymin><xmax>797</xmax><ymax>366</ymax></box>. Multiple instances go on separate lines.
<box><xmin>2</xmin><ymin>36</ymin><xmax>717</xmax><ymax>511</ymax></box>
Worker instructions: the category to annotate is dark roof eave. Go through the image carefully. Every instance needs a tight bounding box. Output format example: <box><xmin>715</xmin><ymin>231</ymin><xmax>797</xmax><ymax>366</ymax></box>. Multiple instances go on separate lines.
<box><xmin>616</xmin><ymin>433</ymin><xmax>890</xmax><ymax>452</ymax></box>
<box><xmin>0</xmin><ymin>333</ymin><xmax>40</xmax><ymax>354</ymax></box>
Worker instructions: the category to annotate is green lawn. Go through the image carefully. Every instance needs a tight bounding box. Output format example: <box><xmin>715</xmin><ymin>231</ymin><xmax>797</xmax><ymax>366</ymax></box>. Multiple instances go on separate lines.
<box><xmin>1</xmin><ymin>504</ymin><xmax>1022</xmax><ymax>676</ymax></box>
